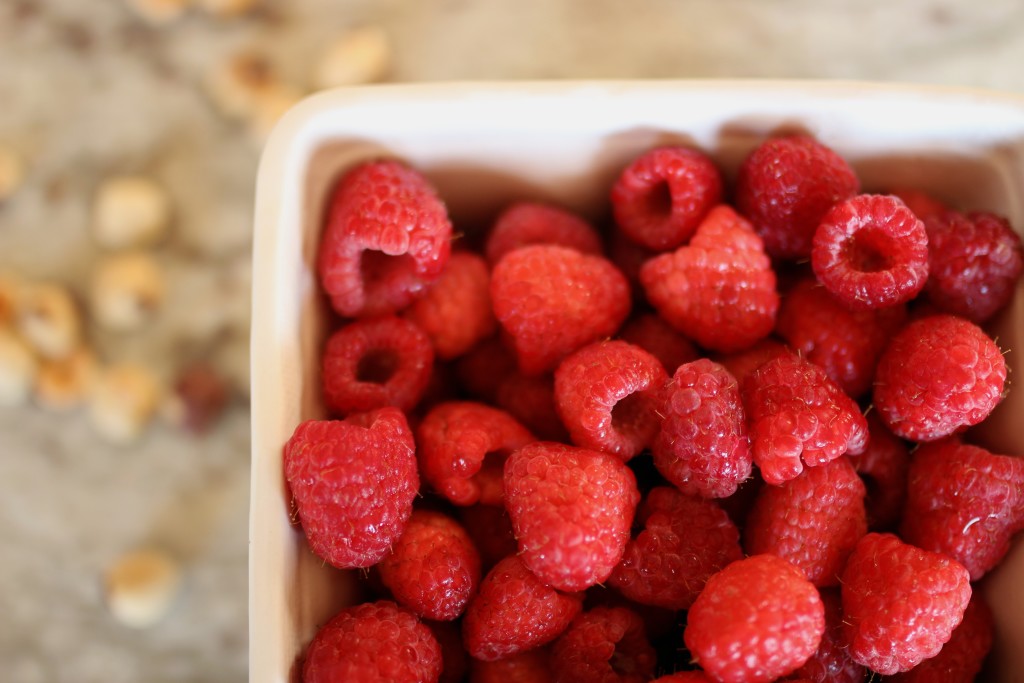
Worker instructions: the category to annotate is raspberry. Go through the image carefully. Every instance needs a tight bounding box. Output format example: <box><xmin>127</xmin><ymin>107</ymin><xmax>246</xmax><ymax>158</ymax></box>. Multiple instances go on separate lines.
<box><xmin>455</xmin><ymin>336</ymin><xmax>517</xmax><ymax>402</ymax></box>
<box><xmin>743</xmin><ymin>353</ymin><xmax>867</xmax><ymax>485</ymax></box>
<box><xmin>618</xmin><ymin>312</ymin><xmax>699</xmax><ymax>374</ymax></box>
<box><xmin>640</xmin><ymin>205</ymin><xmax>779</xmax><ymax>353</ymax></box>
<box><xmin>924</xmin><ymin>210</ymin><xmax>1024</xmax><ymax>323</ymax></box>
<box><xmin>283</xmin><ymin>409</ymin><xmax>418</xmax><ymax>568</ymax></box>
<box><xmin>873</xmin><ymin>314</ymin><xmax>1006</xmax><ymax>442</ymax></box>
<box><xmin>318</xmin><ymin>159</ymin><xmax>452</xmax><ymax>317</ymax></box>
<box><xmin>491</xmin><ymin>245</ymin><xmax>631</xmax><ymax>374</ymax></box>
<box><xmin>744</xmin><ymin>457</ymin><xmax>867</xmax><ymax>587</ymax></box>
<box><xmin>457</xmin><ymin>504</ymin><xmax>518</xmax><ymax>571</ymax></box>
<box><xmin>302</xmin><ymin>600</ymin><xmax>442</xmax><ymax>683</ymax></box>
<box><xmin>900</xmin><ymin>438</ymin><xmax>1024</xmax><ymax>580</ymax></box>
<box><xmin>888</xmin><ymin>594</ymin><xmax>994</xmax><ymax>683</ymax></box>
<box><xmin>469</xmin><ymin>648</ymin><xmax>553</xmax><ymax>683</ymax></box>
<box><xmin>496</xmin><ymin>372</ymin><xmax>570</xmax><ymax>442</ymax></box>
<box><xmin>550</xmin><ymin>606</ymin><xmax>657</xmax><ymax>683</ymax></box>
<box><xmin>652</xmin><ymin>359</ymin><xmax>752</xmax><ymax>498</ymax></box>
<box><xmin>811</xmin><ymin>194</ymin><xmax>929</xmax><ymax>310</ymax></box>
<box><xmin>611</xmin><ymin>146</ymin><xmax>723</xmax><ymax>251</ymax></box>
<box><xmin>417</xmin><ymin>401</ymin><xmax>534</xmax><ymax>506</ymax></box>
<box><xmin>715</xmin><ymin>337</ymin><xmax>791</xmax><ymax>386</ymax></box>
<box><xmin>404</xmin><ymin>252</ymin><xmax>496</xmax><ymax>359</ymax></box>
<box><xmin>787</xmin><ymin>589</ymin><xmax>865</xmax><ymax>683</ymax></box>
<box><xmin>889</xmin><ymin>187</ymin><xmax>949</xmax><ymax>223</ymax></box>
<box><xmin>321</xmin><ymin>316</ymin><xmax>434</xmax><ymax>415</ymax></box>
<box><xmin>485</xmin><ymin>202</ymin><xmax>603</xmax><ymax>265</ymax></box>
<box><xmin>846</xmin><ymin>413</ymin><xmax>910</xmax><ymax>530</ymax></box>
<box><xmin>428</xmin><ymin>620</ymin><xmax>470</xmax><ymax>683</ymax></box>
<box><xmin>735</xmin><ymin>135</ymin><xmax>860</xmax><ymax>260</ymax></box>
<box><xmin>685</xmin><ymin>554</ymin><xmax>825</xmax><ymax>683</ymax></box>
<box><xmin>609</xmin><ymin>229</ymin><xmax>657</xmax><ymax>299</ymax></box>
<box><xmin>609</xmin><ymin>487</ymin><xmax>743</xmax><ymax>610</ymax></box>
<box><xmin>377</xmin><ymin>509</ymin><xmax>482</xmax><ymax>621</ymax></box>
<box><xmin>554</xmin><ymin>340</ymin><xmax>668</xmax><ymax>461</ymax></box>
<box><xmin>462</xmin><ymin>555</ymin><xmax>583</xmax><ymax>662</ymax></box>
<box><xmin>840</xmin><ymin>532</ymin><xmax>971</xmax><ymax>675</ymax></box>
<box><xmin>504</xmin><ymin>441</ymin><xmax>640</xmax><ymax>592</ymax></box>
<box><xmin>775</xmin><ymin>278</ymin><xmax>906</xmax><ymax>397</ymax></box>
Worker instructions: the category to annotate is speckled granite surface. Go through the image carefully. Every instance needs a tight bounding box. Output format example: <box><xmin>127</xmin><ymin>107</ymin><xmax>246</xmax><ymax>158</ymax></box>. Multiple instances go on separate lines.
<box><xmin>3</xmin><ymin>1</ymin><xmax>1024</xmax><ymax>681</ymax></box>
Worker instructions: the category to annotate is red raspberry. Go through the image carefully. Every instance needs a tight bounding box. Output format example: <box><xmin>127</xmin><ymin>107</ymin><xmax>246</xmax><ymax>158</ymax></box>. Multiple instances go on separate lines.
<box><xmin>874</xmin><ymin>314</ymin><xmax>1006</xmax><ymax>442</ymax></box>
<box><xmin>846</xmin><ymin>413</ymin><xmax>910</xmax><ymax>530</ymax></box>
<box><xmin>743</xmin><ymin>353</ymin><xmax>867</xmax><ymax>485</ymax></box>
<box><xmin>811</xmin><ymin>194</ymin><xmax>929</xmax><ymax>310</ymax></box>
<box><xmin>924</xmin><ymin>210</ymin><xmax>1024</xmax><ymax>323</ymax></box>
<box><xmin>900</xmin><ymin>438</ymin><xmax>1024</xmax><ymax>580</ymax></box>
<box><xmin>321</xmin><ymin>316</ymin><xmax>434</xmax><ymax>415</ymax></box>
<box><xmin>554</xmin><ymin>340</ymin><xmax>668</xmax><ymax>461</ymax></box>
<box><xmin>428</xmin><ymin>620</ymin><xmax>470</xmax><ymax>683</ymax></box>
<box><xmin>889</xmin><ymin>187</ymin><xmax>949</xmax><ymax>223</ymax></box>
<box><xmin>417</xmin><ymin>401</ymin><xmax>534</xmax><ymax>506</ymax></box>
<box><xmin>283</xmin><ymin>409</ymin><xmax>417</xmax><ymax>568</ymax></box>
<box><xmin>609</xmin><ymin>487</ymin><xmax>742</xmax><ymax>610</ymax></box>
<box><xmin>318</xmin><ymin>160</ymin><xmax>452</xmax><ymax>317</ymax></box>
<box><xmin>455</xmin><ymin>336</ymin><xmax>517</xmax><ymax>402</ymax></box>
<box><xmin>652</xmin><ymin>359</ymin><xmax>752</xmax><ymax>498</ymax></box>
<box><xmin>640</xmin><ymin>205</ymin><xmax>779</xmax><ymax>353</ymax></box>
<box><xmin>404</xmin><ymin>252</ymin><xmax>496</xmax><ymax>359</ymax></box>
<box><xmin>611</xmin><ymin>146</ymin><xmax>723</xmax><ymax>251</ymax></box>
<box><xmin>457</xmin><ymin>504</ymin><xmax>518</xmax><ymax>571</ymax></box>
<box><xmin>491</xmin><ymin>245</ymin><xmax>631</xmax><ymax>374</ymax></box>
<box><xmin>744</xmin><ymin>457</ymin><xmax>867</xmax><ymax>587</ymax></box>
<box><xmin>302</xmin><ymin>600</ymin><xmax>442</xmax><ymax>683</ymax></box>
<box><xmin>736</xmin><ymin>135</ymin><xmax>859</xmax><ymax>260</ymax></box>
<box><xmin>496</xmin><ymin>371</ymin><xmax>570</xmax><ymax>442</ymax></box>
<box><xmin>685</xmin><ymin>554</ymin><xmax>826</xmax><ymax>683</ymax></box>
<box><xmin>775</xmin><ymin>278</ymin><xmax>906</xmax><ymax>397</ymax></box>
<box><xmin>715</xmin><ymin>337</ymin><xmax>791</xmax><ymax>386</ymax></box>
<box><xmin>469</xmin><ymin>648</ymin><xmax>553</xmax><ymax>683</ymax></box>
<box><xmin>840</xmin><ymin>532</ymin><xmax>972</xmax><ymax>675</ymax></box>
<box><xmin>462</xmin><ymin>555</ymin><xmax>583</xmax><ymax>662</ymax></box>
<box><xmin>378</xmin><ymin>509</ymin><xmax>482</xmax><ymax>621</ymax></box>
<box><xmin>504</xmin><ymin>441</ymin><xmax>640</xmax><ymax>592</ymax></box>
<box><xmin>888</xmin><ymin>594</ymin><xmax>994</xmax><ymax>683</ymax></box>
<box><xmin>618</xmin><ymin>312</ymin><xmax>699</xmax><ymax>374</ymax></box>
<box><xmin>485</xmin><ymin>202</ymin><xmax>603</xmax><ymax>265</ymax></box>
<box><xmin>550</xmin><ymin>606</ymin><xmax>657</xmax><ymax>683</ymax></box>
<box><xmin>786</xmin><ymin>589</ymin><xmax>865</xmax><ymax>683</ymax></box>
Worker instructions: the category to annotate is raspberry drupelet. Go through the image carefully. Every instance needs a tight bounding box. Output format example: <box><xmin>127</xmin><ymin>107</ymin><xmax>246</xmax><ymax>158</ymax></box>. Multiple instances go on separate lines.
<box><xmin>318</xmin><ymin>159</ymin><xmax>452</xmax><ymax>317</ymax></box>
<box><xmin>550</xmin><ymin>606</ymin><xmax>657</xmax><ymax>683</ymax></box>
<box><xmin>485</xmin><ymin>201</ymin><xmax>603</xmax><ymax>265</ymax></box>
<box><xmin>888</xmin><ymin>594</ymin><xmax>994</xmax><ymax>683</ymax></box>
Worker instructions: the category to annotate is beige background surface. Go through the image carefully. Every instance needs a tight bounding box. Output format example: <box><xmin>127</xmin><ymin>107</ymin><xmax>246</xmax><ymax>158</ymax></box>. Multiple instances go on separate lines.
<box><xmin>3</xmin><ymin>1</ymin><xmax>1024</xmax><ymax>681</ymax></box>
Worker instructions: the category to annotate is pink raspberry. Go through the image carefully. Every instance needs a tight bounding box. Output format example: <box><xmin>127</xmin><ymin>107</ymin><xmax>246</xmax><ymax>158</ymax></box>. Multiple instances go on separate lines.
<box><xmin>840</xmin><ymin>533</ymin><xmax>972</xmax><ymax>675</ymax></box>
<box><xmin>811</xmin><ymin>194</ymin><xmax>929</xmax><ymax>310</ymax></box>
<box><xmin>496</xmin><ymin>371</ymin><xmax>570</xmax><ymax>442</ymax></box>
<box><xmin>715</xmin><ymin>337</ymin><xmax>791</xmax><ymax>386</ymax></box>
<box><xmin>321</xmin><ymin>316</ymin><xmax>434</xmax><ymax>415</ymax></box>
<box><xmin>640</xmin><ymin>205</ymin><xmax>779</xmax><ymax>353</ymax></box>
<box><xmin>485</xmin><ymin>201</ymin><xmax>603</xmax><ymax>265</ymax></box>
<box><xmin>888</xmin><ymin>594</ymin><xmax>994</xmax><ymax>683</ymax></box>
<box><xmin>900</xmin><ymin>438</ymin><xmax>1024</xmax><ymax>580</ymax></box>
<box><xmin>618</xmin><ymin>312</ymin><xmax>699</xmax><ymax>374</ymax></box>
<box><xmin>554</xmin><ymin>340</ymin><xmax>668</xmax><ymax>461</ymax></box>
<box><xmin>457</xmin><ymin>504</ymin><xmax>518</xmax><ymax>571</ymax></box>
<box><xmin>787</xmin><ymin>589</ymin><xmax>865</xmax><ymax>683</ymax></box>
<box><xmin>462</xmin><ymin>555</ymin><xmax>583</xmax><ymax>662</ymax></box>
<box><xmin>924</xmin><ymin>210</ymin><xmax>1024</xmax><ymax>323</ymax></box>
<box><xmin>455</xmin><ymin>336</ymin><xmax>517</xmax><ymax>402</ymax></box>
<box><xmin>417</xmin><ymin>401</ymin><xmax>534</xmax><ymax>506</ymax></box>
<box><xmin>404</xmin><ymin>251</ymin><xmax>496</xmax><ymax>359</ymax></box>
<box><xmin>873</xmin><ymin>314</ymin><xmax>1006</xmax><ymax>442</ymax></box>
<box><xmin>743</xmin><ymin>353</ymin><xmax>867</xmax><ymax>485</ymax></box>
<box><xmin>469</xmin><ymin>648</ymin><xmax>553</xmax><ymax>683</ymax></box>
<box><xmin>550</xmin><ymin>606</ymin><xmax>657</xmax><ymax>683</ymax></box>
<box><xmin>491</xmin><ymin>245</ymin><xmax>631</xmax><ymax>374</ymax></box>
<box><xmin>846</xmin><ymin>413</ymin><xmax>910</xmax><ymax>530</ymax></box>
<box><xmin>318</xmin><ymin>160</ymin><xmax>452</xmax><ymax>317</ymax></box>
<box><xmin>611</xmin><ymin>146</ymin><xmax>723</xmax><ymax>251</ymax></box>
<box><xmin>652</xmin><ymin>359</ymin><xmax>752</xmax><ymax>498</ymax></box>
<box><xmin>685</xmin><ymin>554</ymin><xmax>826</xmax><ymax>683</ymax></box>
<box><xmin>504</xmin><ymin>441</ymin><xmax>640</xmax><ymax>592</ymax></box>
<box><xmin>283</xmin><ymin>409</ymin><xmax>418</xmax><ymax>568</ymax></box>
<box><xmin>302</xmin><ymin>600</ymin><xmax>442</xmax><ymax>683</ymax></box>
<box><xmin>736</xmin><ymin>135</ymin><xmax>860</xmax><ymax>260</ymax></box>
<box><xmin>377</xmin><ymin>509</ymin><xmax>482</xmax><ymax>621</ymax></box>
<box><xmin>609</xmin><ymin>487</ymin><xmax>743</xmax><ymax>610</ymax></box>
<box><xmin>775</xmin><ymin>277</ymin><xmax>907</xmax><ymax>397</ymax></box>
<box><xmin>744</xmin><ymin>457</ymin><xmax>867</xmax><ymax>587</ymax></box>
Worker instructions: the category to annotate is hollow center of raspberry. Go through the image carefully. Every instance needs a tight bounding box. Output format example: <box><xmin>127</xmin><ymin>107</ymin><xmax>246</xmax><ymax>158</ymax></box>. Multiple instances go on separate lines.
<box><xmin>645</xmin><ymin>180</ymin><xmax>673</xmax><ymax>218</ymax></box>
<box><xmin>356</xmin><ymin>349</ymin><xmax>399</xmax><ymax>384</ymax></box>
<box><xmin>845</xmin><ymin>232</ymin><xmax>893</xmax><ymax>273</ymax></box>
<box><xmin>360</xmin><ymin>249</ymin><xmax>416</xmax><ymax>289</ymax></box>
<box><xmin>611</xmin><ymin>392</ymin><xmax>654</xmax><ymax>438</ymax></box>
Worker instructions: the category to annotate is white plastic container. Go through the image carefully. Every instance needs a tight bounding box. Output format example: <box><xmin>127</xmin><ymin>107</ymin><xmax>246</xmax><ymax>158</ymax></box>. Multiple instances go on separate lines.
<box><xmin>250</xmin><ymin>81</ymin><xmax>1024</xmax><ymax>682</ymax></box>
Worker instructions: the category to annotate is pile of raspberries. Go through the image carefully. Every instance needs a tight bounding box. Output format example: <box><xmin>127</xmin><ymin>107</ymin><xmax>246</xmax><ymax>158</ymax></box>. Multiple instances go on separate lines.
<box><xmin>284</xmin><ymin>135</ymin><xmax>1024</xmax><ymax>683</ymax></box>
